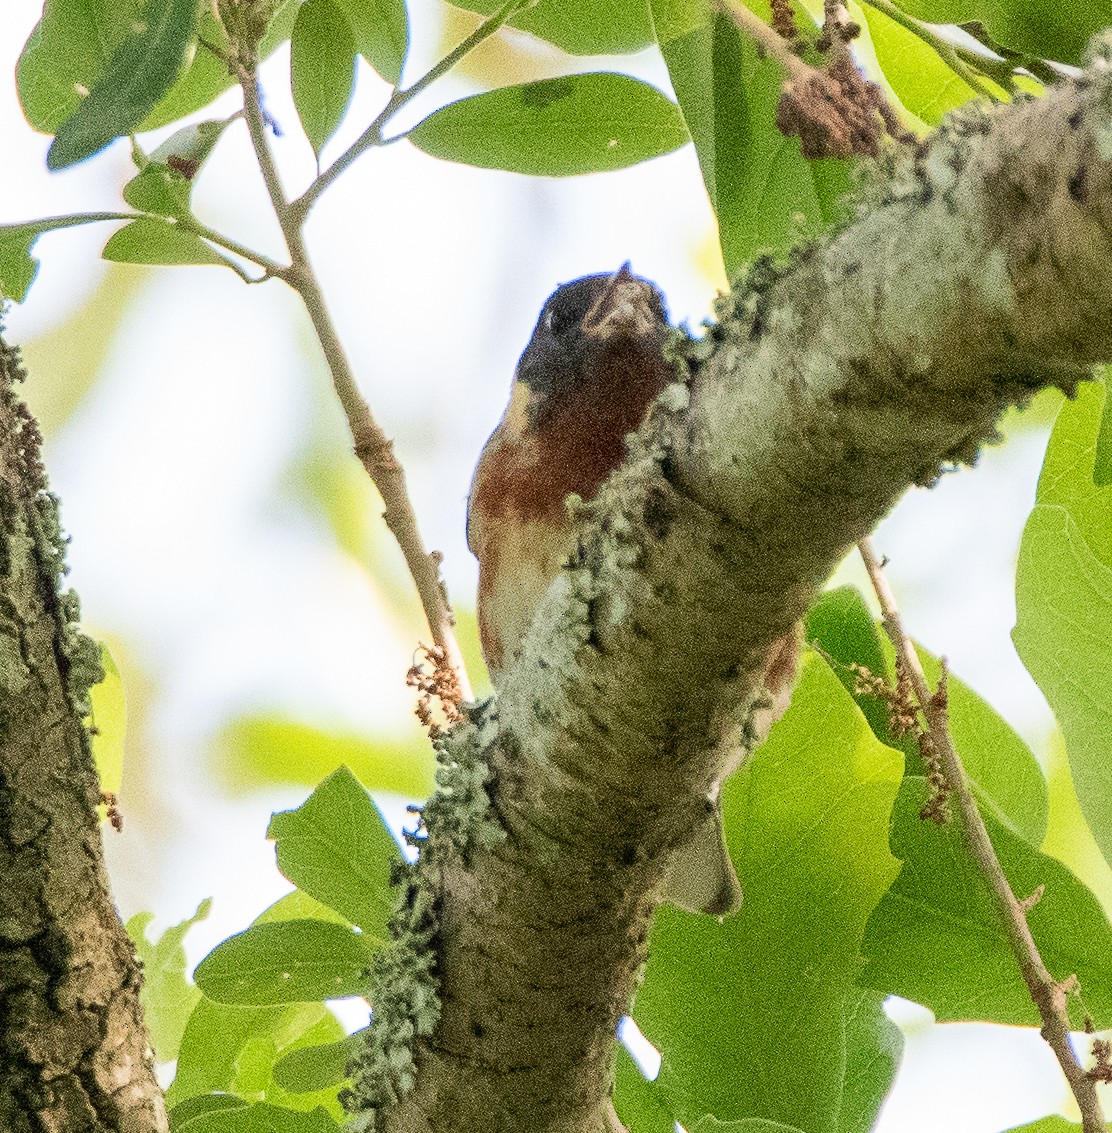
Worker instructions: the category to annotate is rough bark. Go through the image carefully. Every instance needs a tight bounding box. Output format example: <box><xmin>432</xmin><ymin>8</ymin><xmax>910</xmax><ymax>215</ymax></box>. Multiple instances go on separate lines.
<box><xmin>348</xmin><ymin>47</ymin><xmax>1112</xmax><ymax>1133</ymax></box>
<box><xmin>0</xmin><ymin>335</ymin><xmax>167</xmax><ymax>1133</ymax></box>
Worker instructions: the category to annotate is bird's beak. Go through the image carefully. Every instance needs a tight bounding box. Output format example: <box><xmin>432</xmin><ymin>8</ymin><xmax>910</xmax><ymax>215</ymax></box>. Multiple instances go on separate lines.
<box><xmin>582</xmin><ymin>262</ymin><xmax>658</xmax><ymax>339</ymax></box>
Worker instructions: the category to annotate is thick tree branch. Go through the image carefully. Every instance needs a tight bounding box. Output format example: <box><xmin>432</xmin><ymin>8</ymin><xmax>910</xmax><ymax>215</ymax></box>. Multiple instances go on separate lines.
<box><xmin>0</xmin><ymin>334</ymin><xmax>167</xmax><ymax>1133</ymax></box>
<box><xmin>352</xmin><ymin>46</ymin><xmax>1112</xmax><ymax>1133</ymax></box>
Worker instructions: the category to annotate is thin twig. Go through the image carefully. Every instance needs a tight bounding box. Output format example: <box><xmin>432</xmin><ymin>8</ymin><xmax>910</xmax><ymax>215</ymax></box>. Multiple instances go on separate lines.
<box><xmin>717</xmin><ymin>0</ymin><xmax>814</xmax><ymax>82</ymax></box>
<box><xmin>290</xmin><ymin>0</ymin><xmax>533</xmax><ymax>224</ymax></box>
<box><xmin>236</xmin><ymin>54</ymin><xmax>474</xmax><ymax>701</ymax></box>
<box><xmin>858</xmin><ymin>536</ymin><xmax>1106</xmax><ymax>1133</ymax></box>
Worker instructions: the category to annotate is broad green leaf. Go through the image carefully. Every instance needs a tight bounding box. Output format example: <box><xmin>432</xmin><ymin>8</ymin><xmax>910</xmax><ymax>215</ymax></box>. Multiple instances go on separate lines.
<box><xmin>102</xmin><ymin>219</ymin><xmax>233</xmax><ymax>268</ymax></box>
<box><xmin>860</xmin><ymin>777</ymin><xmax>1112</xmax><ymax>1025</ymax></box>
<box><xmin>407</xmin><ymin>73</ymin><xmax>688</xmax><ymax>176</ymax></box>
<box><xmin>807</xmin><ymin>586</ymin><xmax>1048</xmax><ymax>845</ymax></box>
<box><xmin>272</xmin><ymin>1032</ymin><xmax>361</xmax><ymax>1092</ymax></box>
<box><xmin>143</xmin><ymin>5</ymin><xmax>301</xmax><ymax>130</ymax></box>
<box><xmin>1003</xmin><ymin>1120</ymin><xmax>1099</xmax><ymax>1133</ymax></box>
<box><xmin>195</xmin><ymin>919</ymin><xmax>375</xmax><ymax>1005</ymax></box>
<box><xmin>650</xmin><ymin>0</ymin><xmax>853</xmax><ymax>276</ymax></box>
<box><xmin>172</xmin><ymin>1100</ymin><xmax>339</xmax><ymax>1132</ymax></box>
<box><xmin>169</xmin><ymin>998</ymin><xmax>345</xmax><ymax>1109</ymax></box>
<box><xmin>169</xmin><ymin>1093</ymin><xmax>248</xmax><ymax>1130</ymax></box>
<box><xmin>123</xmin><ymin>166</ymin><xmax>192</xmax><ymax>218</ymax></box>
<box><xmin>881</xmin><ymin>0</ymin><xmax>1111</xmax><ymax>64</ymax></box>
<box><xmin>144</xmin><ymin>117</ymin><xmax>234</xmax><ymax>185</ymax></box>
<box><xmin>1095</xmin><ymin>367</ymin><xmax>1112</xmax><ymax>486</ymax></box>
<box><xmin>837</xmin><ymin>988</ymin><xmax>903</xmax><ymax>1133</ymax></box>
<box><xmin>805</xmin><ymin>586</ymin><xmax>892</xmax><ymax>743</ymax></box>
<box><xmin>614</xmin><ymin>1046</ymin><xmax>676</xmax><ymax>1133</ymax></box>
<box><xmin>1016</xmin><ymin>507</ymin><xmax>1112</xmax><ymax>864</ymax></box>
<box><xmin>213</xmin><ymin>716</ymin><xmax>436</xmax><ymax>797</ymax></box>
<box><xmin>632</xmin><ymin>656</ymin><xmax>903</xmax><ymax>1132</ymax></box>
<box><xmin>333</xmin><ymin>0</ymin><xmax>408</xmax><ymax>85</ymax></box>
<box><xmin>267</xmin><ymin>767</ymin><xmax>399</xmax><ymax>940</ymax></box>
<box><xmin>47</xmin><ymin>0</ymin><xmax>199</xmax><ymax>168</ymax></box>
<box><xmin>89</xmin><ymin>641</ymin><xmax>126</xmax><ymax>799</ymax></box>
<box><xmin>0</xmin><ymin>216</ymin><xmax>113</xmax><ymax>303</ymax></box>
<box><xmin>1042</xmin><ymin>733</ymin><xmax>1112</xmax><ymax>919</ymax></box>
<box><xmin>127</xmin><ymin>898</ymin><xmax>210</xmax><ymax>1061</ymax></box>
<box><xmin>447</xmin><ymin>0</ymin><xmax>654</xmax><ymax>55</ymax></box>
<box><xmin>17</xmin><ymin>0</ymin><xmax>144</xmax><ymax>133</ymax></box>
<box><xmin>1014</xmin><ymin>383</ymin><xmax>1112</xmax><ymax>863</ymax></box>
<box><xmin>858</xmin><ymin>2</ymin><xmax>977</xmax><ymax>126</ymax></box>
<box><xmin>291</xmin><ymin>0</ymin><xmax>358</xmax><ymax>157</ymax></box>
<box><xmin>691</xmin><ymin>1122</ymin><xmax>808</xmax><ymax>1132</ymax></box>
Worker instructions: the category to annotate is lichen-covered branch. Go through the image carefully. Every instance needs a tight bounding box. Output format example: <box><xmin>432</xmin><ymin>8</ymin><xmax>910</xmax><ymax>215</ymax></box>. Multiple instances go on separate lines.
<box><xmin>349</xmin><ymin>42</ymin><xmax>1112</xmax><ymax>1133</ymax></box>
<box><xmin>0</xmin><ymin>332</ymin><xmax>167</xmax><ymax>1132</ymax></box>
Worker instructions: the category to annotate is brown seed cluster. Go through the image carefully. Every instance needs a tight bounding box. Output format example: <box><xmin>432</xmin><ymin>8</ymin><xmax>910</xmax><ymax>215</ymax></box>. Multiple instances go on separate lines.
<box><xmin>407</xmin><ymin>644</ymin><xmax>464</xmax><ymax>740</ymax></box>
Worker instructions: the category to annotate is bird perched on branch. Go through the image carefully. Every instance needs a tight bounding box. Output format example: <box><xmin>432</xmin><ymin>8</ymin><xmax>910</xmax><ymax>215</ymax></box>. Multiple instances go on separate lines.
<box><xmin>467</xmin><ymin>265</ymin><xmax>797</xmax><ymax>914</ymax></box>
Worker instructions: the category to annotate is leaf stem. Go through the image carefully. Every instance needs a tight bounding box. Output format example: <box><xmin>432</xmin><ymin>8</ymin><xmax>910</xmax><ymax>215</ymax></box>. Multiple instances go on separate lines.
<box><xmin>236</xmin><ymin>54</ymin><xmax>474</xmax><ymax>700</ymax></box>
<box><xmin>858</xmin><ymin>535</ymin><xmax>1107</xmax><ymax>1133</ymax></box>
<box><xmin>856</xmin><ymin>0</ymin><xmax>998</xmax><ymax>99</ymax></box>
<box><xmin>716</xmin><ymin>0</ymin><xmax>814</xmax><ymax>82</ymax></box>
<box><xmin>289</xmin><ymin>0</ymin><xmax>533</xmax><ymax>223</ymax></box>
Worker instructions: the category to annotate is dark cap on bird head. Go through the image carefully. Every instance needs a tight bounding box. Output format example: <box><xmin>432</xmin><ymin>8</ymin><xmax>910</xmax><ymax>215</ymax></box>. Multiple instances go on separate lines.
<box><xmin>516</xmin><ymin>263</ymin><xmax>669</xmax><ymax>399</ymax></box>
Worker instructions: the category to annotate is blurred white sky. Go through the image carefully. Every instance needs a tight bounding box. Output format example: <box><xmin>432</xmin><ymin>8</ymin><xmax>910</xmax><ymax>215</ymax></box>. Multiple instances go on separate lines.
<box><xmin>0</xmin><ymin>2</ymin><xmax>1087</xmax><ymax>1129</ymax></box>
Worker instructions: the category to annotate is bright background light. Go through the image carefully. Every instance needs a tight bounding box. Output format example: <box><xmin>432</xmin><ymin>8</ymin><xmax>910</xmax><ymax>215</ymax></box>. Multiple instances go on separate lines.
<box><xmin>1</xmin><ymin>3</ymin><xmax>1095</xmax><ymax>1128</ymax></box>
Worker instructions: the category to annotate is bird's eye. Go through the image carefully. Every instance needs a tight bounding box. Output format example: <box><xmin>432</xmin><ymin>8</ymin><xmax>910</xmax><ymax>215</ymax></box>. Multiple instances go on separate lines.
<box><xmin>543</xmin><ymin>307</ymin><xmax>560</xmax><ymax>333</ymax></box>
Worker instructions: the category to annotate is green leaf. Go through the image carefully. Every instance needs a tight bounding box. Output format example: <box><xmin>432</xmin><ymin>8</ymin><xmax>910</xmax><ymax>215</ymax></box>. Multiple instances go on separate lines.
<box><xmin>102</xmin><ymin>218</ymin><xmax>233</xmax><ymax>268</ymax></box>
<box><xmin>333</xmin><ymin>0</ymin><xmax>408</xmax><ymax>85</ymax></box>
<box><xmin>17</xmin><ymin>0</ymin><xmax>145</xmax><ymax>133</ymax></box>
<box><xmin>123</xmin><ymin>166</ymin><xmax>192</xmax><ymax>218</ymax></box>
<box><xmin>860</xmin><ymin>777</ymin><xmax>1112</xmax><ymax>1025</ymax></box>
<box><xmin>879</xmin><ymin>0</ymin><xmax>1112</xmax><ymax>65</ymax></box>
<box><xmin>194</xmin><ymin>919</ymin><xmax>376</xmax><ymax>1005</ymax></box>
<box><xmin>1042</xmin><ymin>732</ymin><xmax>1112</xmax><ymax>918</ymax></box>
<box><xmin>0</xmin><ymin>216</ymin><xmax>112</xmax><ymax>303</ymax></box>
<box><xmin>1095</xmin><ymin>369</ymin><xmax>1112</xmax><ymax>487</ymax></box>
<box><xmin>858</xmin><ymin>2</ymin><xmax>977</xmax><ymax>126</ymax></box>
<box><xmin>632</xmin><ymin>655</ymin><xmax>903</xmax><ymax>1131</ymax></box>
<box><xmin>837</xmin><ymin>988</ymin><xmax>903</xmax><ymax>1133</ymax></box>
<box><xmin>127</xmin><ymin>898</ymin><xmax>211</xmax><ymax>1061</ymax></box>
<box><xmin>47</xmin><ymin>0</ymin><xmax>199</xmax><ymax>169</ymax></box>
<box><xmin>407</xmin><ymin>73</ymin><xmax>689</xmax><ymax>176</ymax></box>
<box><xmin>272</xmin><ymin>1033</ymin><xmax>361</xmax><ymax>1092</ymax></box>
<box><xmin>292</xmin><ymin>0</ymin><xmax>358</xmax><ymax>157</ymax></box>
<box><xmin>650</xmin><ymin>0</ymin><xmax>853</xmax><ymax>276</ymax></box>
<box><xmin>614</xmin><ymin>1046</ymin><xmax>675</xmax><ymax>1133</ymax></box>
<box><xmin>805</xmin><ymin>586</ymin><xmax>892</xmax><ymax>742</ymax></box>
<box><xmin>1002</xmin><ymin>1119</ymin><xmax>1099</xmax><ymax>1132</ymax></box>
<box><xmin>267</xmin><ymin>767</ymin><xmax>399</xmax><ymax>940</ymax></box>
<box><xmin>446</xmin><ymin>0</ymin><xmax>654</xmax><ymax>55</ymax></box>
<box><xmin>89</xmin><ymin>641</ymin><xmax>126</xmax><ymax>800</ymax></box>
<box><xmin>143</xmin><ymin>5</ymin><xmax>300</xmax><ymax>129</ymax></box>
<box><xmin>169</xmin><ymin>1093</ymin><xmax>249</xmax><ymax>1130</ymax></box>
<box><xmin>1014</xmin><ymin>383</ymin><xmax>1112</xmax><ymax>863</ymax></box>
<box><xmin>149</xmin><ymin>117</ymin><xmax>234</xmax><ymax>178</ymax></box>
<box><xmin>172</xmin><ymin>1100</ymin><xmax>339</xmax><ymax>1132</ymax></box>
<box><xmin>807</xmin><ymin>586</ymin><xmax>1048</xmax><ymax>845</ymax></box>
<box><xmin>169</xmin><ymin>997</ymin><xmax>345</xmax><ymax>1108</ymax></box>
<box><xmin>213</xmin><ymin>716</ymin><xmax>436</xmax><ymax>797</ymax></box>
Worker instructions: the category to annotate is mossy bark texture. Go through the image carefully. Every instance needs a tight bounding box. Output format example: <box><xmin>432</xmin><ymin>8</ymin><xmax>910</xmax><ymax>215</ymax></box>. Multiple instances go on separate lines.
<box><xmin>0</xmin><ymin>336</ymin><xmax>167</xmax><ymax>1133</ymax></box>
<box><xmin>359</xmin><ymin>49</ymin><xmax>1112</xmax><ymax>1133</ymax></box>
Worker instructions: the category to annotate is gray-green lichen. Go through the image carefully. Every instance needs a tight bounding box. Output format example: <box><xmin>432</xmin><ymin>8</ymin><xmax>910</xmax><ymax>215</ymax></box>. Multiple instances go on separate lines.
<box><xmin>0</xmin><ymin>329</ymin><xmax>104</xmax><ymax>726</ymax></box>
<box><xmin>344</xmin><ymin>699</ymin><xmax>505</xmax><ymax>1127</ymax></box>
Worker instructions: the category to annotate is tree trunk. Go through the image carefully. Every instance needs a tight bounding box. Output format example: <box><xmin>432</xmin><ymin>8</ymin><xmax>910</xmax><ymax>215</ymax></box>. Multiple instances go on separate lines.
<box><xmin>0</xmin><ymin>335</ymin><xmax>167</xmax><ymax>1133</ymax></box>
